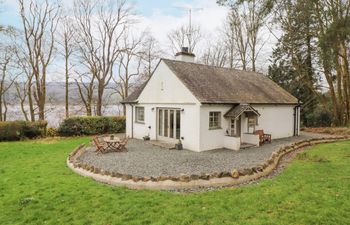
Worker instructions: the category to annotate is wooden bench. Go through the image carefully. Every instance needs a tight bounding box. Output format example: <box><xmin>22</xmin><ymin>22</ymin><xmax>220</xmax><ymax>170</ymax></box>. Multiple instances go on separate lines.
<box><xmin>254</xmin><ymin>130</ymin><xmax>272</xmax><ymax>146</ymax></box>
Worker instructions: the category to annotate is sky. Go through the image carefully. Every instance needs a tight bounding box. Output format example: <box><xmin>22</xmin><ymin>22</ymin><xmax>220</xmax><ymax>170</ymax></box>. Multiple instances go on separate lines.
<box><xmin>0</xmin><ymin>0</ymin><xmax>277</xmax><ymax>77</ymax></box>
<box><xmin>0</xmin><ymin>0</ymin><xmax>229</xmax><ymax>46</ymax></box>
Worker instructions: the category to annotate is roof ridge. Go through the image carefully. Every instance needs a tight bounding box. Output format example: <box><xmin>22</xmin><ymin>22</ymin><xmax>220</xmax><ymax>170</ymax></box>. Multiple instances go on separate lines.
<box><xmin>161</xmin><ymin>58</ymin><xmax>265</xmax><ymax>76</ymax></box>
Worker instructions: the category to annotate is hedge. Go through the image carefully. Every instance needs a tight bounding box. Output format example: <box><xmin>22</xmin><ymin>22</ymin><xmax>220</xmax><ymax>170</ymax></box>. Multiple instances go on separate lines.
<box><xmin>0</xmin><ymin>121</ymin><xmax>48</xmax><ymax>141</ymax></box>
<box><xmin>58</xmin><ymin>116</ymin><xmax>126</xmax><ymax>136</ymax></box>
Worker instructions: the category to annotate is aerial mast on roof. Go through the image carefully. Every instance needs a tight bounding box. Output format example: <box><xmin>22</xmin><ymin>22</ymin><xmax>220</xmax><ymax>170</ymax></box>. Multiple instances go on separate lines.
<box><xmin>174</xmin><ymin>6</ymin><xmax>203</xmax><ymax>53</ymax></box>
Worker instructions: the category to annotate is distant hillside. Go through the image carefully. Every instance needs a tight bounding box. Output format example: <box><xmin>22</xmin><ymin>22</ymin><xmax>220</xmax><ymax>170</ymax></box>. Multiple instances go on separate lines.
<box><xmin>6</xmin><ymin>82</ymin><xmax>121</xmax><ymax>105</ymax></box>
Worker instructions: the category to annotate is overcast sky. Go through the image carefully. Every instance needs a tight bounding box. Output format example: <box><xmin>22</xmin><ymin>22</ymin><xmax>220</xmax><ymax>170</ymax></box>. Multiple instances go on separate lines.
<box><xmin>0</xmin><ymin>0</ymin><xmax>277</xmax><ymax>77</ymax></box>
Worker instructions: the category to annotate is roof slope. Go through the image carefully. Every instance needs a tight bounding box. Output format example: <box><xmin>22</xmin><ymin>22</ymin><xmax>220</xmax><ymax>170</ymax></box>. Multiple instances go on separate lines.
<box><xmin>122</xmin><ymin>81</ymin><xmax>148</xmax><ymax>103</ymax></box>
<box><xmin>122</xmin><ymin>59</ymin><xmax>298</xmax><ymax>104</ymax></box>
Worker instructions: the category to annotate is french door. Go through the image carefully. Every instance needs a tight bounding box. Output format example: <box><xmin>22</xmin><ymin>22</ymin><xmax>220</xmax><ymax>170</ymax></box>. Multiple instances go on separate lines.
<box><xmin>158</xmin><ymin>108</ymin><xmax>181</xmax><ymax>141</ymax></box>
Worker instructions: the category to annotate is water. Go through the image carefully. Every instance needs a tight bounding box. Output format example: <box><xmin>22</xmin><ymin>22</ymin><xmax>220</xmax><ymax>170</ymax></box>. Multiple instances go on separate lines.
<box><xmin>5</xmin><ymin>104</ymin><xmax>123</xmax><ymax>128</ymax></box>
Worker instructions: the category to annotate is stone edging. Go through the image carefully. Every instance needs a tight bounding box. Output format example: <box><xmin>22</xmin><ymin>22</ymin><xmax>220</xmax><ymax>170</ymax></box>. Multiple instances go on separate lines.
<box><xmin>67</xmin><ymin>136</ymin><xmax>350</xmax><ymax>190</ymax></box>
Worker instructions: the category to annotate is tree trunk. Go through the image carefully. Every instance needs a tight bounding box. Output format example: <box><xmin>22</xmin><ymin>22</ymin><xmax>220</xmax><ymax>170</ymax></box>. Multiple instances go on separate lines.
<box><xmin>3</xmin><ymin>96</ymin><xmax>7</xmax><ymax>121</ymax></box>
<box><xmin>340</xmin><ymin>42</ymin><xmax>350</xmax><ymax>124</ymax></box>
<box><xmin>65</xmin><ymin>51</ymin><xmax>69</xmax><ymax>118</ymax></box>
<box><xmin>96</xmin><ymin>83</ymin><xmax>104</xmax><ymax>116</ymax></box>
<box><xmin>27</xmin><ymin>83</ymin><xmax>35</xmax><ymax>122</ymax></box>
<box><xmin>0</xmin><ymin>95</ymin><xmax>2</xmax><ymax>121</ymax></box>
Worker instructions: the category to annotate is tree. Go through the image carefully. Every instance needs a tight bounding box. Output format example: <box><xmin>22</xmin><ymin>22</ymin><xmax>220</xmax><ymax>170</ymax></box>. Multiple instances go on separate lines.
<box><xmin>0</xmin><ymin>45</ymin><xmax>16</xmax><ymax>121</ymax></box>
<box><xmin>219</xmin><ymin>0</ymin><xmax>272</xmax><ymax>71</ymax></box>
<box><xmin>13</xmin><ymin>42</ymin><xmax>36</xmax><ymax>121</ymax></box>
<box><xmin>140</xmin><ymin>35</ymin><xmax>163</xmax><ymax>78</ymax></box>
<box><xmin>18</xmin><ymin>0</ymin><xmax>60</xmax><ymax>120</ymax></box>
<box><xmin>58</xmin><ymin>13</ymin><xmax>75</xmax><ymax>118</ymax></box>
<box><xmin>113</xmin><ymin>32</ymin><xmax>144</xmax><ymax>115</ymax></box>
<box><xmin>200</xmin><ymin>40</ymin><xmax>229</xmax><ymax>67</ymax></box>
<box><xmin>73</xmin><ymin>0</ymin><xmax>133</xmax><ymax>116</ymax></box>
<box><xmin>268</xmin><ymin>0</ymin><xmax>319</xmax><ymax>126</ymax></box>
<box><xmin>313</xmin><ymin>0</ymin><xmax>350</xmax><ymax>125</ymax></box>
<box><xmin>226</xmin><ymin>9</ymin><xmax>249</xmax><ymax>70</ymax></box>
<box><xmin>14</xmin><ymin>80</ymin><xmax>29</xmax><ymax>121</ymax></box>
<box><xmin>167</xmin><ymin>24</ymin><xmax>202</xmax><ymax>55</ymax></box>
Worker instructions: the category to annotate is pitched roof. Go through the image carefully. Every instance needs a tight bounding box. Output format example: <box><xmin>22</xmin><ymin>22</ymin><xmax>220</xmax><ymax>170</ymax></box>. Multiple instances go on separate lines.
<box><xmin>224</xmin><ymin>104</ymin><xmax>260</xmax><ymax>119</ymax></box>
<box><xmin>122</xmin><ymin>59</ymin><xmax>298</xmax><ymax>104</ymax></box>
<box><xmin>122</xmin><ymin>81</ymin><xmax>148</xmax><ymax>103</ymax></box>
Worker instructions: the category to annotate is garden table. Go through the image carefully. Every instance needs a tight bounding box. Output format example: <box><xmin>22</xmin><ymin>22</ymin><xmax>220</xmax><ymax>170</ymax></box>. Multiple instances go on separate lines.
<box><xmin>103</xmin><ymin>137</ymin><xmax>121</xmax><ymax>151</ymax></box>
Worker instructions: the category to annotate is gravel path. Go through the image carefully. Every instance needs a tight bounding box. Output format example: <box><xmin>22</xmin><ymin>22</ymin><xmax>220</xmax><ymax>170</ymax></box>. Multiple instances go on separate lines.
<box><xmin>77</xmin><ymin>132</ymin><xmax>333</xmax><ymax>177</ymax></box>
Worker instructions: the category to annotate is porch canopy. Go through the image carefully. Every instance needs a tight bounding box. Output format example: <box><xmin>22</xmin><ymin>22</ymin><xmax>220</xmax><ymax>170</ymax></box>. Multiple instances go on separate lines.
<box><xmin>224</xmin><ymin>104</ymin><xmax>260</xmax><ymax>119</ymax></box>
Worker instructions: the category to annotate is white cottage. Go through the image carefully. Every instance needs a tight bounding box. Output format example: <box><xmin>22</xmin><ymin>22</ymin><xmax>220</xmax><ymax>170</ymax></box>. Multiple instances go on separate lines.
<box><xmin>122</xmin><ymin>50</ymin><xmax>300</xmax><ymax>152</ymax></box>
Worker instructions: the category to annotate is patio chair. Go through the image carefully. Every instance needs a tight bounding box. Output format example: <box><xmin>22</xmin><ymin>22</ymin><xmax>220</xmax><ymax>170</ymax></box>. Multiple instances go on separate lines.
<box><xmin>116</xmin><ymin>137</ymin><xmax>129</xmax><ymax>152</ymax></box>
<box><xmin>93</xmin><ymin>137</ymin><xmax>107</xmax><ymax>154</ymax></box>
<box><xmin>254</xmin><ymin>130</ymin><xmax>272</xmax><ymax>146</ymax></box>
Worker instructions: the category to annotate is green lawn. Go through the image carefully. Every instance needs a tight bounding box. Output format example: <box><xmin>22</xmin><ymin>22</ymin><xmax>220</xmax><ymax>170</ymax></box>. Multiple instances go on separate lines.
<box><xmin>1</xmin><ymin>138</ymin><xmax>350</xmax><ymax>225</ymax></box>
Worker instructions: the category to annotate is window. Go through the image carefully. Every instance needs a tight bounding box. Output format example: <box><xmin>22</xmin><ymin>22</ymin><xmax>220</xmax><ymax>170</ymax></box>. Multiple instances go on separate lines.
<box><xmin>135</xmin><ymin>107</ymin><xmax>145</xmax><ymax>123</ymax></box>
<box><xmin>209</xmin><ymin>112</ymin><xmax>221</xmax><ymax>129</ymax></box>
<box><xmin>230</xmin><ymin>118</ymin><xmax>236</xmax><ymax>136</ymax></box>
<box><xmin>247</xmin><ymin>115</ymin><xmax>257</xmax><ymax>133</ymax></box>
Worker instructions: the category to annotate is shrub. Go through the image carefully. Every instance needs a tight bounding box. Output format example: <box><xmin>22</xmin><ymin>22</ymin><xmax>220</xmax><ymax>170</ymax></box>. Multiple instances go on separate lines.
<box><xmin>0</xmin><ymin>121</ymin><xmax>48</xmax><ymax>141</ymax></box>
<box><xmin>58</xmin><ymin>116</ymin><xmax>126</xmax><ymax>136</ymax></box>
<box><xmin>47</xmin><ymin>127</ymin><xmax>59</xmax><ymax>137</ymax></box>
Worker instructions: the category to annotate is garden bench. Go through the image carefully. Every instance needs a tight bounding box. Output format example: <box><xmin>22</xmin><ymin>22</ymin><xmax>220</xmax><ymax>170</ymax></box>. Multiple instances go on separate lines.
<box><xmin>254</xmin><ymin>130</ymin><xmax>272</xmax><ymax>146</ymax></box>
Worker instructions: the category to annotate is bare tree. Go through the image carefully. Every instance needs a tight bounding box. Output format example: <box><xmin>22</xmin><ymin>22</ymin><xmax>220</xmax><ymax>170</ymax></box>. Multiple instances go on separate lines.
<box><xmin>14</xmin><ymin>81</ymin><xmax>29</xmax><ymax>121</ymax></box>
<box><xmin>18</xmin><ymin>0</ymin><xmax>60</xmax><ymax>120</ymax></box>
<box><xmin>13</xmin><ymin>44</ymin><xmax>36</xmax><ymax>121</ymax></box>
<box><xmin>140</xmin><ymin>35</ymin><xmax>163</xmax><ymax>78</ymax></box>
<box><xmin>226</xmin><ymin>9</ymin><xmax>249</xmax><ymax>70</ymax></box>
<box><xmin>113</xmin><ymin>32</ymin><xmax>143</xmax><ymax>115</ymax></box>
<box><xmin>167</xmin><ymin>24</ymin><xmax>202</xmax><ymax>55</ymax></box>
<box><xmin>0</xmin><ymin>46</ymin><xmax>16</xmax><ymax>121</ymax></box>
<box><xmin>221</xmin><ymin>0</ymin><xmax>269</xmax><ymax>71</ymax></box>
<box><xmin>74</xmin><ymin>72</ymin><xmax>95</xmax><ymax>116</ymax></box>
<box><xmin>73</xmin><ymin>0</ymin><xmax>133</xmax><ymax>116</ymax></box>
<box><xmin>200</xmin><ymin>41</ymin><xmax>229</xmax><ymax>67</ymax></box>
<box><xmin>58</xmin><ymin>13</ymin><xmax>75</xmax><ymax>118</ymax></box>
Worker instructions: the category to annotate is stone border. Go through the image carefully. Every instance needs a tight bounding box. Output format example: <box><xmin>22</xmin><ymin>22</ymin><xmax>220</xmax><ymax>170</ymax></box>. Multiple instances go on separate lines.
<box><xmin>67</xmin><ymin>136</ymin><xmax>350</xmax><ymax>191</ymax></box>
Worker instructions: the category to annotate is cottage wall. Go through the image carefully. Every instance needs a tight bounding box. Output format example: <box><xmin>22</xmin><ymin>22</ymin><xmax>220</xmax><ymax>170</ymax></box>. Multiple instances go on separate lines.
<box><xmin>252</xmin><ymin>104</ymin><xmax>296</xmax><ymax>139</ymax></box>
<box><xmin>125</xmin><ymin>61</ymin><xmax>201</xmax><ymax>151</ymax></box>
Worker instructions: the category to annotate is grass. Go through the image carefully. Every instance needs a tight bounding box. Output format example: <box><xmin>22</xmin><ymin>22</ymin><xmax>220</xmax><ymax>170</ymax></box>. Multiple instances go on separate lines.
<box><xmin>1</xmin><ymin>138</ymin><xmax>350</xmax><ymax>225</ymax></box>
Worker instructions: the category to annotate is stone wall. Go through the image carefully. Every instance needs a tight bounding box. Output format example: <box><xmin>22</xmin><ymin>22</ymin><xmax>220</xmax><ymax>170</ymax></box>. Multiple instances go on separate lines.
<box><xmin>67</xmin><ymin>136</ymin><xmax>350</xmax><ymax>190</ymax></box>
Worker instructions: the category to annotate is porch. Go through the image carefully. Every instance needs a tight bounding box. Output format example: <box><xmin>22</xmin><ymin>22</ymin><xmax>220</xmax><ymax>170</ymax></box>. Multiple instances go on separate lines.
<box><xmin>223</xmin><ymin>104</ymin><xmax>264</xmax><ymax>150</ymax></box>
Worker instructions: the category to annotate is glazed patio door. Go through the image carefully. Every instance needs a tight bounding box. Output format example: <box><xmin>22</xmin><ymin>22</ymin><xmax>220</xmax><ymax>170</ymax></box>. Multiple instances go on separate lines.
<box><xmin>158</xmin><ymin>108</ymin><xmax>181</xmax><ymax>141</ymax></box>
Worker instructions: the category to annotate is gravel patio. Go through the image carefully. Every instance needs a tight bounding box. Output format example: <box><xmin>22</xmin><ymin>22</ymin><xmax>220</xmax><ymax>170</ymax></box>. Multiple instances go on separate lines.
<box><xmin>77</xmin><ymin>132</ymin><xmax>332</xmax><ymax>177</ymax></box>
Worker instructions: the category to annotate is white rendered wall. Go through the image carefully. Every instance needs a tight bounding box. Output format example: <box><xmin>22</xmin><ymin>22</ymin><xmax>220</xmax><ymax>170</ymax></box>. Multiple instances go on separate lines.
<box><xmin>125</xmin><ymin>60</ymin><xmax>202</xmax><ymax>151</ymax></box>
<box><xmin>242</xmin><ymin>133</ymin><xmax>260</xmax><ymax>146</ymax></box>
<box><xmin>252</xmin><ymin>104</ymin><xmax>296</xmax><ymax>139</ymax></box>
<box><xmin>137</xmin><ymin>61</ymin><xmax>199</xmax><ymax>104</ymax></box>
<box><xmin>199</xmin><ymin>105</ymin><xmax>232</xmax><ymax>151</ymax></box>
<box><xmin>223</xmin><ymin>136</ymin><xmax>241</xmax><ymax>151</ymax></box>
<box><xmin>126</xmin><ymin>103</ymin><xmax>200</xmax><ymax>151</ymax></box>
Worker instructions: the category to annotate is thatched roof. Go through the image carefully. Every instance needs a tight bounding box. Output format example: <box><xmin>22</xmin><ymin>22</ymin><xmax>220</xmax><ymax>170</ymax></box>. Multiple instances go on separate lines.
<box><xmin>122</xmin><ymin>59</ymin><xmax>298</xmax><ymax>104</ymax></box>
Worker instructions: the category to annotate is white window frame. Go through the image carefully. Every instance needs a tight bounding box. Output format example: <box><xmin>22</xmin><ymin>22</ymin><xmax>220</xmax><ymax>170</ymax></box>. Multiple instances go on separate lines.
<box><xmin>247</xmin><ymin>115</ymin><xmax>257</xmax><ymax>133</ymax></box>
<box><xmin>209</xmin><ymin>112</ymin><xmax>221</xmax><ymax>130</ymax></box>
<box><xmin>135</xmin><ymin>107</ymin><xmax>145</xmax><ymax>123</ymax></box>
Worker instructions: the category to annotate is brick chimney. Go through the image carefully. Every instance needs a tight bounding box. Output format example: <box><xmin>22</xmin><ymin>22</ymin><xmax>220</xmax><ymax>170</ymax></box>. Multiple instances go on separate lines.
<box><xmin>175</xmin><ymin>47</ymin><xmax>195</xmax><ymax>63</ymax></box>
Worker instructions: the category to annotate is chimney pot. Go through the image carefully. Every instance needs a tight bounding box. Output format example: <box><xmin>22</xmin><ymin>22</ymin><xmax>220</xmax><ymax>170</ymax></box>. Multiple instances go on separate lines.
<box><xmin>181</xmin><ymin>47</ymin><xmax>189</xmax><ymax>53</ymax></box>
<box><xmin>175</xmin><ymin>47</ymin><xmax>195</xmax><ymax>63</ymax></box>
